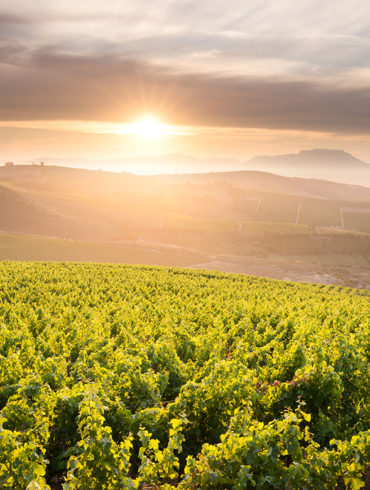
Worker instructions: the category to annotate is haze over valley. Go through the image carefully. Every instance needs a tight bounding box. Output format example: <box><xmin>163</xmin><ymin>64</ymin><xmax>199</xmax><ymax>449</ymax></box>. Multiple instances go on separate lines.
<box><xmin>12</xmin><ymin>148</ymin><xmax>370</xmax><ymax>186</ymax></box>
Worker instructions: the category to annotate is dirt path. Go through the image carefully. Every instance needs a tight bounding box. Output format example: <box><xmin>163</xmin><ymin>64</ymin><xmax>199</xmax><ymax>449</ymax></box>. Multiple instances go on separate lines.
<box><xmin>340</xmin><ymin>207</ymin><xmax>344</xmax><ymax>227</ymax></box>
<box><xmin>296</xmin><ymin>202</ymin><xmax>302</xmax><ymax>224</ymax></box>
<box><xmin>254</xmin><ymin>198</ymin><xmax>262</xmax><ymax>214</ymax></box>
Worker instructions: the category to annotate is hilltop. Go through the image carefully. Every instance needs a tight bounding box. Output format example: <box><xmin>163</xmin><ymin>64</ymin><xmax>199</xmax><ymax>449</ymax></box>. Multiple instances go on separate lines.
<box><xmin>244</xmin><ymin>149</ymin><xmax>370</xmax><ymax>185</ymax></box>
<box><xmin>249</xmin><ymin>149</ymin><xmax>369</xmax><ymax>167</ymax></box>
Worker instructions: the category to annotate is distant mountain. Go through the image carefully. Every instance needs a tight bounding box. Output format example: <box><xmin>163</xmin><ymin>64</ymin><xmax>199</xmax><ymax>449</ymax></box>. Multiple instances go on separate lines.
<box><xmin>15</xmin><ymin>148</ymin><xmax>370</xmax><ymax>187</ymax></box>
<box><xmin>248</xmin><ymin>149</ymin><xmax>369</xmax><ymax>167</ymax></box>
<box><xmin>25</xmin><ymin>154</ymin><xmax>242</xmax><ymax>175</ymax></box>
<box><xmin>244</xmin><ymin>149</ymin><xmax>370</xmax><ymax>186</ymax></box>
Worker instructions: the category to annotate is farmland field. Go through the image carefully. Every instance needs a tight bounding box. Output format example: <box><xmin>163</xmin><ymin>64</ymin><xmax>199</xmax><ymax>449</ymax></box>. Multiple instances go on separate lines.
<box><xmin>0</xmin><ymin>262</ymin><xmax>369</xmax><ymax>489</ymax></box>
<box><xmin>254</xmin><ymin>196</ymin><xmax>298</xmax><ymax>223</ymax></box>
<box><xmin>241</xmin><ymin>221</ymin><xmax>311</xmax><ymax>236</ymax></box>
<box><xmin>0</xmin><ymin>233</ymin><xmax>206</xmax><ymax>267</ymax></box>
<box><xmin>165</xmin><ymin>214</ymin><xmax>238</xmax><ymax>233</ymax></box>
<box><xmin>299</xmin><ymin>201</ymin><xmax>342</xmax><ymax>227</ymax></box>
<box><xmin>343</xmin><ymin>212</ymin><xmax>370</xmax><ymax>234</ymax></box>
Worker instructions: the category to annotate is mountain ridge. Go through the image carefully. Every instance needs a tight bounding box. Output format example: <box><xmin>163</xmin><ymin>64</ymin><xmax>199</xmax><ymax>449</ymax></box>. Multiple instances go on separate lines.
<box><xmin>3</xmin><ymin>148</ymin><xmax>370</xmax><ymax>187</ymax></box>
<box><xmin>249</xmin><ymin>149</ymin><xmax>370</xmax><ymax>167</ymax></box>
<box><xmin>19</xmin><ymin>148</ymin><xmax>370</xmax><ymax>171</ymax></box>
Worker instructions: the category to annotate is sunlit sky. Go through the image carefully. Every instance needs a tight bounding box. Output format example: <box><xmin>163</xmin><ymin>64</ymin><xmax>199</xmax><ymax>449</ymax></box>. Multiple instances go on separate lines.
<box><xmin>1</xmin><ymin>0</ymin><xmax>370</xmax><ymax>167</ymax></box>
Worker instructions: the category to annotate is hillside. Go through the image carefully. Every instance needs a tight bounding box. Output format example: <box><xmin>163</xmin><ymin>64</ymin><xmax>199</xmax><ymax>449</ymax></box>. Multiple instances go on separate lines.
<box><xmin>0</xmin><ymin>164</ymin><xmax>369</xmax><ymax>288</ymax></box>
<box><xmin>159</xmin><ymin>169</ymin><xmax>370</xmax><ymax>201</ymax></box>
<box><xmin>0</xmin><ymin>262</ymin><xmax>368</xmax><ymax>488</ymax></box>
<box><xmin>0</xmin><ymin>232</ymin><xmax>206</xmax><ymax>267</ymax></box>
<box><xmin>0</xmin><ymin>184</ymin><xmax>98</xmax><ymax>239</ymax></box>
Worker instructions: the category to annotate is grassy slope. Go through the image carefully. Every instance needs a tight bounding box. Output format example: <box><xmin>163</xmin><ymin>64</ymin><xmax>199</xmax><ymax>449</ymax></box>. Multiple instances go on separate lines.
<box><xmin>0</xmin><ymin>233</ymin><xmax>205</xmax><ymax>267</ymax></box>
<box><xmin>1</xmin><ymin>166</ymin><xmax>370</xmax><ymax>239</ymax></box>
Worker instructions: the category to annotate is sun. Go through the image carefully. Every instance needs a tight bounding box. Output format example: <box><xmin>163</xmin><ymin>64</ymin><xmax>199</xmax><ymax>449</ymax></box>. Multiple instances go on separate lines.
<box><xmin>129</xmin><ymin>116</ymin><xmax>168</xmax><ymax>139</ymax></box>
<box><xmin>115</xmin><ymin>115</ymin><xmax>187</xmax><ymax>138</ymax></box>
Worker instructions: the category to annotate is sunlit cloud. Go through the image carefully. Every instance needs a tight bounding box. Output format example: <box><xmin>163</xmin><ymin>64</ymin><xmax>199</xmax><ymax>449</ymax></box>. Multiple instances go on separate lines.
<box><xmin>0</xmin><ymin>119</ymin><xmax>342</xmax><ymax>144</ymax></box>
<box><xmin>0</xmin><ymin>119</ymin><xmax>192</xmax><ymax>137</ymax></box>
<box><xmin>1</xmin><ymin>0</ymin><xmax>370</xmax><ymax>161</ymax></box>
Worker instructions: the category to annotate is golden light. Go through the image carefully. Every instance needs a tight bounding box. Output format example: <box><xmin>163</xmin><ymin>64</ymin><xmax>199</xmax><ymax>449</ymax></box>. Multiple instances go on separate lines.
<box><xmin>128</xmin><ymin>116</ymin><xmax>169</xmax><ymax>139</ymax></box>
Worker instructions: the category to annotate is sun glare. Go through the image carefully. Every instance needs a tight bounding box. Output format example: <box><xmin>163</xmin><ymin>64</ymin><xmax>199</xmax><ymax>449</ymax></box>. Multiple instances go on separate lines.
<box><xmin>128</xmin><ymin>116</ymin><xmax>168</xmax><ymax>139</ymax></box>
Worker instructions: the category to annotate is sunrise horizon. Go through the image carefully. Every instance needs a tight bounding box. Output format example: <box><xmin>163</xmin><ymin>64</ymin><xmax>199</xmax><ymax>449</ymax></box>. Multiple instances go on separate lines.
<box><xmin>1</xmin><ymin>3</ymin><xmax>370</xmax><ymax>487</ymax></box>
<box><xmin>2</xmin><ymin>1</ymin><xmax>370</xmax><ymax>172</ymax></box>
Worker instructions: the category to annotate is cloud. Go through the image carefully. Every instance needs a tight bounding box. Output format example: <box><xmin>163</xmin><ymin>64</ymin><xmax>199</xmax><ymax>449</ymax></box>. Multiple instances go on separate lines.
<box><xmin>0</xmin><ymin>0</ymin><xmax>370</xmax><ymax>134</ymax></box>
<box><xmin>2</xmin><ymin>1</ymin><xmax>370</xmax><ymax>68</ymax></box>
<box><xmin>0</xmin><ymin>47</ymin><xmax>369</xmax><ymax>134</ymax></box>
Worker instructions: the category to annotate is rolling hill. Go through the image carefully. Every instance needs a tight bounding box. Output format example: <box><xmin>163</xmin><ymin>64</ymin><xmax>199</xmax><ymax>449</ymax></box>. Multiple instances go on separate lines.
<box><xmin>0</xmin><ymin>164</ymin><xmax>369</xmax><ymax>287</ymax></box>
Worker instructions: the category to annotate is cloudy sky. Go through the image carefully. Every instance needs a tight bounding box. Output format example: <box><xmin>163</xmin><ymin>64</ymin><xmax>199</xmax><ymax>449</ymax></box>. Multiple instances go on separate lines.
<box><xmin>1</xmin><ymin>0</ymin><xmax>370</xmax><ymax>165</ymax></box>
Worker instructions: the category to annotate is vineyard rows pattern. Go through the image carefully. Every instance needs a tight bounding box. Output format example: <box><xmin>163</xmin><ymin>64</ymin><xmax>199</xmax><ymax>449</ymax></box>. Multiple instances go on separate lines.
<box><xmin>0</xmin><ymin>262</ymin><xmax>369</xmax><ymax>488</ymax></box>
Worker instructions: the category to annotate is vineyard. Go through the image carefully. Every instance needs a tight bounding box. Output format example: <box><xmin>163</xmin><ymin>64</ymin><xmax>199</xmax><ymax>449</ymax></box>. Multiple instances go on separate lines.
<box><xmin>0</xmin><ymin>262</ymin><xmax>369</xmax><ymax>489</ymax></box>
